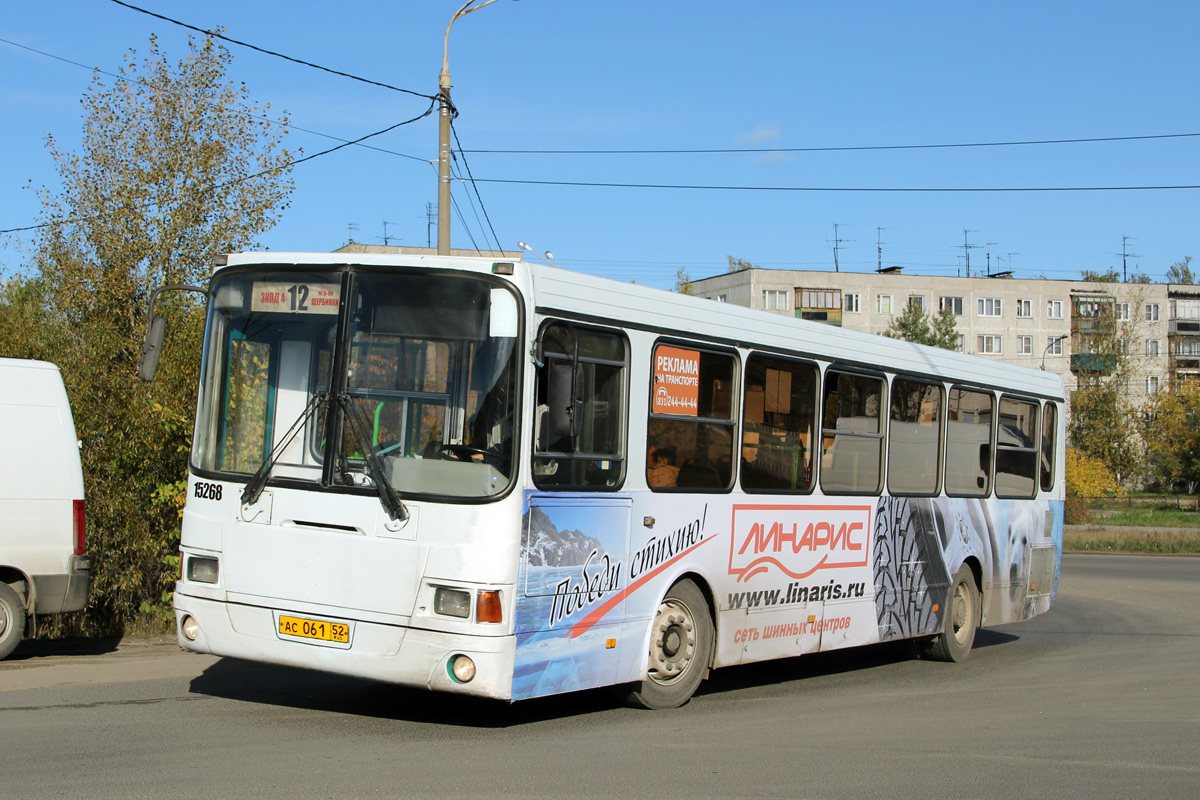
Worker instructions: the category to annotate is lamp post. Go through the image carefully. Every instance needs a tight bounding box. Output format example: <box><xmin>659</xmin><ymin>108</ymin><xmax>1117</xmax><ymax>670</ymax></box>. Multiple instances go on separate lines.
<box><xmin>438</xmin><ymin>0</ymin><xmax>506</xmax><ymax>255</ymax></box>
<box><xmin>1042</xmin><ymin>334</ymin><xmax>1069</xmax><ymax>370</ymax></box>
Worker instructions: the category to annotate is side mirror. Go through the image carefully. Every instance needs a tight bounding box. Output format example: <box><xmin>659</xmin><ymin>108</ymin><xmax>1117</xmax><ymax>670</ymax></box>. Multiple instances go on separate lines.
<box><xmin>135</xmin><ymin>283</ymin><xmax>209</xmax><ymax>383</ymax></box>
<box><xmin>138</xmin><ymin>315</ymin><xmax>167</xmax><ymax>383</ymax></box>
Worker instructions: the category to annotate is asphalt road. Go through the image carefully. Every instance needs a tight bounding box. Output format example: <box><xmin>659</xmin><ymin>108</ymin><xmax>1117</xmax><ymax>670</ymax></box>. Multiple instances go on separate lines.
<box><xmin>1</xmin><ymin>554</ymin><xmax>1197</xmax><ymax>799</ymax></box>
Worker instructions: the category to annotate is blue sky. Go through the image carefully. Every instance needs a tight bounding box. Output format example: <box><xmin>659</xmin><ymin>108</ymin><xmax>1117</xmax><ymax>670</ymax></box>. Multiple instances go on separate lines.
<box><xmin>2</xmin><ymin>1</ymin><xmax>1198</xmax><ymax>290</ymax></box>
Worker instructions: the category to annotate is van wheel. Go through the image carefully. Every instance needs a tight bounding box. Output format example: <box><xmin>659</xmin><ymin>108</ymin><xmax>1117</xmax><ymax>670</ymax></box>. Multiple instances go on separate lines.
<box><xmin>0</xmin><ymin>583</ymin><xmax>27</xmax><ymax>661</ymax></box>
<box><xmin>620</xmin><ymin>579</ymin><xmax>713</xmax><ymax>709</ymax></box>
<box><xmin>920</xmin><ymin>566</ymin><xmax>978</xmax><ymax>663</ymax></box>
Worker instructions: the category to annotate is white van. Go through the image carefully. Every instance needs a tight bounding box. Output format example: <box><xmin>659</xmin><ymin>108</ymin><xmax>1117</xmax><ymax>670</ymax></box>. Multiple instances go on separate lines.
<box><xmin>0</xmin><ymin>358</ymin><xmax>91</xmax><ymax>659</ymax></box>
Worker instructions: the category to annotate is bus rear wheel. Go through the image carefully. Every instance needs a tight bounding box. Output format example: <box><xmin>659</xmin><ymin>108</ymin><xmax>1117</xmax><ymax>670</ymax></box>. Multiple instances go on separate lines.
<box><xmin>620</xmin><ymin>579</ymin><xmax>713</xmax><ymax>710</ymax></box>
<box><xmin>921</xmin><ymin>565</ymin><xmax>978</xmax><ymax>662</ymax></box>
<box><xmin>0</xmin><ymin>582</ymin><xmax>27</xmax><ymax>661</ymax></box>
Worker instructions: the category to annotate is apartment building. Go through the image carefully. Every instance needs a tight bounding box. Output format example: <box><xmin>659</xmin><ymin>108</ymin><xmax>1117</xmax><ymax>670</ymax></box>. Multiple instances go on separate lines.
<box><xmin>691</xmin><ymin>268</ymin><xmax>1175</xmax><ymax>400</ymax></box>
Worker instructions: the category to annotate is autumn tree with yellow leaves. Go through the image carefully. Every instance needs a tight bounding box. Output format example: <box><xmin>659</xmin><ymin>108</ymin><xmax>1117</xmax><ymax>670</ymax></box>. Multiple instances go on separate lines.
<box><xmin>2</xmin><ymin>33</ymin><xmax>294</xmax><ymax>634</ymax></box>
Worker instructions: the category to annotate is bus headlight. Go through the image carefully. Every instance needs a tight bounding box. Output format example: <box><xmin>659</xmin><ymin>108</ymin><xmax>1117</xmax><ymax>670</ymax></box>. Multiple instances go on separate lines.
<box><xmin>434</xmin><ymin>587</ymin><xmax>471</xmax><ymax>618</ymax></box>
<box><xmin>181</xmin><ymin>615</ymin><xmax>199</xmax><ymax>641</ymax></box>
<box><xmin>187</xmin><ymin>556</ymin><xmax>220</xmax><ymax>584</ymax></box>
<box><xmin>449</xmin><ymin>654</ymin><xmax>476</xmax><ymax>683</ymax></box>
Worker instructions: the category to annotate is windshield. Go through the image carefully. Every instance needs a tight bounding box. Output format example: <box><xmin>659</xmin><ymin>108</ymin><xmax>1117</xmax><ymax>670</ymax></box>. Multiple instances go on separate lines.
<box><xmin>193</xmin><ymin>267</ymin><xmax>520</xmax><ymax>500</ymax></box>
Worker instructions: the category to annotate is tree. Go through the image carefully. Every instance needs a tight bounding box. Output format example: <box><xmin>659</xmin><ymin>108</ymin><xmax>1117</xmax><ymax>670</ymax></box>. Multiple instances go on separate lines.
<box><xmin>883</xmin><ymin>302</ymin><xmax>959</xmax><ymax>350</ymax></box>
<box><xmin>1167</xmin><ymin>257</ymin><xmax>1195</xmax><ymax>285</ymax></box>
<box><xmin>13</xmin><ymin>33</ymin><xmax>294</xmax><ymax>634</ymax></box>
<box><xmin>1065</xmin><ymin>287</ymin><xmax>1155</xmax><ymax>486</ymax></box>
<box><xmin>673</xmin><ymin>266</ymin><xmax>694</xmax><ymax>295</ymax></box>
<box><xmin>1141</xmin><ymin>381</ymin><xmax>1200</xmax><ymax>493</ymax></box>
<box><xmin>1080</xmin><ymin>267</ymin><xmax>1121</xmax><ymax>282</ymax></box>
<box><xmin>727</xmin><ymin>256</ymin><xmax>756</xmax><ymax>273</ymax></box>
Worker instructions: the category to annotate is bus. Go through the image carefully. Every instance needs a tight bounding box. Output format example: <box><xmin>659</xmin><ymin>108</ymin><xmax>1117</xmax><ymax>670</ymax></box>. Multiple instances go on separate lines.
<box><xmin>150</xmin><ymin>251</ymin><xmax>1064</xmax><ymax>709</ymax></box>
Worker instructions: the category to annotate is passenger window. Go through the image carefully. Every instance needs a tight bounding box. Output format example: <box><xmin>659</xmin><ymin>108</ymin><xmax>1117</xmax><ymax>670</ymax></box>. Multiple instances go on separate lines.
<box><xmin>888</xmin><ymin>378</ymin><xmax>943</xmax><ymax>495</ymax></box>
<box><xmin>996</xmin><ymin>396</ymin><xmax>1039</xmax><ymax>499</ymax></box>
<box><xmin>820</xmin><ymin>371</ymin><xmax>884</xmax><ymax>494</ymax></box>
<box><xmin>647</xmin><ymin>344</ymin><xmax>736</xmax><ymax>491</ymax></box>
<box><xmin>945</xmin><ymin>387</ymin><xmax>994</xmax><ymax>497</ymax></box>
<box><xmin>1040</xmin><ymin>402</ymin><xmax>1058</xmax><ymax>491</ymax></box>
<box><xmin>740</xmin><ymin>354</ymin><xmax>817</xmax><ymax>492</ymax></box>
<box><xmin>532</xmin><ymin>322</ymin><xmax>627</xmax><ymax>489</ymax></box>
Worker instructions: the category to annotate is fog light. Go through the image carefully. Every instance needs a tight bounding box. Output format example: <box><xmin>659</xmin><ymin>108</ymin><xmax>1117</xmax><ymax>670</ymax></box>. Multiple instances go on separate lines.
<box><xmin>449</xmin><ymin>654</ymin><xmax>476</xmax><ymax>683</ymax></box>
<box><xmin>434</xmin><ymin>587</ymin><xmax>471</xmax><ymax>618</ymax></box>
<box><xmin>187</xmin><ymin>556</ymin><xmax>220</xmax><ymax>584</ymax></box>
<box><xmin>181</xmin><ymin>615</ymin><xmax>199</xmax><ymax>641</ymax></box>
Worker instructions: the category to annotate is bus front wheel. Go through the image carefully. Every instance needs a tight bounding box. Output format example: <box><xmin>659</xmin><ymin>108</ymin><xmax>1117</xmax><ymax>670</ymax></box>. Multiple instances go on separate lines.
<box><xmin>621</xmin><ymin>579</ymin><xmax>713</xmax><ymax>709</ymax></box>
<box><xmin>921</xmin><ymin>565</ymin><xmax>978</xmax><ymax>662</ymax></box>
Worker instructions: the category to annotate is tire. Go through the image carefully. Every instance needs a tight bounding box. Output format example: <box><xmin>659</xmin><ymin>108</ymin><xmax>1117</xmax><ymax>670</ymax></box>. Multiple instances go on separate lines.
<box><xmin>920</xmin><ymin>565</ymin><xmax>978</xmax><ymax>663</ymax></box>
<box><xmin>0</xmin><ymin>582</ymin><xmax>27</xmax><ymax>661</ymax></box>
<box><xmin>620</xmin><ymin>579</ymin><xmax>714</xmax><ymax>709</ymax></box>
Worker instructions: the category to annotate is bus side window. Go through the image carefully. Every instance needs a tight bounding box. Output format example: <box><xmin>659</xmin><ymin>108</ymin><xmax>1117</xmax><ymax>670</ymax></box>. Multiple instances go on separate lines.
<box><xmin>1040</xmin><ymin>402</ymin><xmax>1058</xmax><ymax>491</ymax></box>
<box><xmin>819</xmin><ymin>370</ymin><xmax>884</xmax><ymax>495</ymax></box>
<box><xmin>996</xmin><ymin>396</ymin><xmax>1038</xmax><ymax>499</ymax></box>
<box><xmin>647</xmin><ymin>344</ymin><xmax>737</xmax><ymax>491</ymax></box>
<box><xmin>532</xmin><ymin>322</ymin><xmax>628</xmax><ymax>490</ymax></box>
<box><xmin>945</xmin><ymin>387</ymin><xmax>994</xmax><ymax>497</ymax></box>
<box><xmin>887</xmin><ymin>377</ymin><xmax>943</xmax><ymax>495</ymax></box>
<box><xmin>740</xmin><ymin>353</ymin><xmax>817</xmax><ymax>493</ymax></box>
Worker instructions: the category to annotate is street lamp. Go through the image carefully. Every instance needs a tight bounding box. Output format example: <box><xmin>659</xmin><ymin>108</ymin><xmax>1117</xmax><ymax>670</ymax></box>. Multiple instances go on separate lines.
<box><xmin>1042</xmin><ymin>334</ymin><xmax>1069</xmax><ymax>370</ymax></box>
<box><xmin>438</xmin><ymin>0</ymin><xmax>510</xmax><ymax>255</ymax></box>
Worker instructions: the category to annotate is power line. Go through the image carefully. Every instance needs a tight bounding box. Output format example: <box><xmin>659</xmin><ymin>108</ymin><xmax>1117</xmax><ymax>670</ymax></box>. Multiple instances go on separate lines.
<box><xmin>467</xmin><ymin>177</ymin><xmax>1200</xmax><ymax>193</ymax></box>
<box><xmin>0</xmin><ymin>35</ymin><xmax>430</xmax><ymax>165</ymax></box>
<box><xmin>461</xmin><ymin>131</ymin><xmax>1200</xmax><ymax>155</ymax></box>
<box><xmin>0</xmin><ymin>106</ymin><xmax>435</xmax><ymax>236</ymax></box>
<box><xmin>106</xmin><ymin>0</ymin><xmax>435</xmax><ymax>101</ymax></box>
<box><xmin>450</xmin><ymin>120</ymin><xmax>502</xmax><ymax>253</ymax></box>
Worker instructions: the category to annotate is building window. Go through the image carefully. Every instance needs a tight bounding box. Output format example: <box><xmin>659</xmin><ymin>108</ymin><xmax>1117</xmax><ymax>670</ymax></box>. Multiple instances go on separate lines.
<box><xmin>1047</xmin><ymin>300</ymin><xmax>1064</xmax><ymax>319</ymax></box>
<box><xmin>978</xmin><ymin>297</ymin><xmax>1003</xmax><ymax>317</ymax></box>
<box><xmin>1115</xmin><ymin>302</ymin><xmax>1130</xmax><ymax>321</ymax></box>
<box><xmin>908</xmin><ymin>295</ymin><xmax>926</xmax><ymax>312</ymax></box>
<box><xmin>717</xmin><ymin>294</ymin><xmax>728</xmax><ymax>303</ymax></box>
<box><xmin>940</xmin><ymin>296</ymin><xmax>964</xmax><ymax>316</ymax></box>
<box><xmin>977</xmin><ymin>335</ymin><xmax>1003</xmax><ymax>354</ymax></box>
<box><xmin>844</xmin><ymin>293</ymin><xmax>860</xmax><ymax>313</ymax></box>
<box><xmin>1018</xmin><ymin>336</ymin><xmax>1032</xmax><ymax>355</ymax></box>
<box><xmin>955</xmin><ymin>334</ymin><xmax>965</xmax><ymax>353</ymax></box>
<box><xmin>876</xmin><ymin>294</ymin><xmax>893</xmax><ymax>314</ymax></box>
<box><xmin>1147</xmin><ymin>376</ymin><xmax>1160</xmax><ymax>394</ymax></box>
<box><xmin>1016</xmin><ymin>299</ymin><xmax>1032</xmax><ymax>318</ymax></box>
<box><xmin>1145</xmin><ymin>303</ymin><xmax>1160</xmax><ymax>321</ymax></box>
<box><xmin>1046</xmin><ymin>336</ymin><xmax>1064</xmax><ymax>356</ymax></box>
<box><xmin>763</xmin><ymin>289</ymin><xmax>788</xmax><ymax>311</ymax></box>
<box><xmin>1147</xmin><ymin>340</ymin><xmax>1160</xmax><ymax>357</ymax></box>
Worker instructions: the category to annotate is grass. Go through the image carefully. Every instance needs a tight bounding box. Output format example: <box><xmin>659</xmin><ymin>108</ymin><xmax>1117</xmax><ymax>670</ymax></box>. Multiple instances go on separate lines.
<box><xmin>1065</xmin><ymin>524</ymin><xmax>1200</xmax><ymax>555</ymax></box>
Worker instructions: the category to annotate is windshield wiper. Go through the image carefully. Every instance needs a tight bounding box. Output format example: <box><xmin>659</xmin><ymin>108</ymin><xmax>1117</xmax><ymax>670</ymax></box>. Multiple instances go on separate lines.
<box><xmin>241</xmin><ymin>392</ymin><xmax>329</xmax><ymax>507</ymax></box>
<box><xmin>335</xmin><ymin>393</ymin><xmax>408</xmax><ymax>522</ymax></box>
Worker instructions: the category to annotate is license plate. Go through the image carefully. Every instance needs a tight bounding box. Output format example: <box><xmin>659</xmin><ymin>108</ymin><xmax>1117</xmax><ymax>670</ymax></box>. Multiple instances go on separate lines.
<box><xmin>278</xmin><ymin>614</ymin><xmax>351</xmax><ymax>644</ymax></box>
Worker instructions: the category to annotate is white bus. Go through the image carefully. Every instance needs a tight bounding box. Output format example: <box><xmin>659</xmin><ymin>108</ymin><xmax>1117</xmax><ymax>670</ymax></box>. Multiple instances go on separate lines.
<box><xmin>152</xmin><ymin>252</ymin><xmax>1064</xmax><ymax>708</ymax></box>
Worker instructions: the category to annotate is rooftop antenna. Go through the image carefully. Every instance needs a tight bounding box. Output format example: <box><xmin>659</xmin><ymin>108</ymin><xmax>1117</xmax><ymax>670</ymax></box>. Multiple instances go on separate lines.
<box><xmin>985</xmin><ymin>242</ymin><xmax>997</xmax><ymax>277</ymax></box>
<box><xmin>1121</xmin><ymin>235</ymin><xmax>1139</xmax><ymax>282</ymax></box>
<box><xmin>961</xmin><ymin>229</ymin><xmax>980</xmax><ymax>277</ymax></box>
<box><xmin>347</xmin><ymin>222</ymin><xmax>359</xmax><ymax>245</ymax></box>
<box><xmin>876</xmin><ymin>227</ymin><xmax>888</xmax><ymax>272</ymax></box>
<box><xmin>380</xmin><ymin>220</ymin><xmax>396</xmax><ymax>246</ymax></box>
<box><xmin>518</xmin><ymin>241</ymin><xmax>559</xmax><ymax>267</ymax></box>
<box><xmin>831</xmin><ymin>223</ymin><xmax>854</xmax><ymax>272</ymax></box>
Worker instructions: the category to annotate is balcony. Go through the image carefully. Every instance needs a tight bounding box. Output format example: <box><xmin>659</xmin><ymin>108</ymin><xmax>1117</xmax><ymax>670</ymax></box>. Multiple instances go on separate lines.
<box><xmin>1071</xmin><ymin>353</ymin><xmax>1117</xmax><ymax>373</ymax></box>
